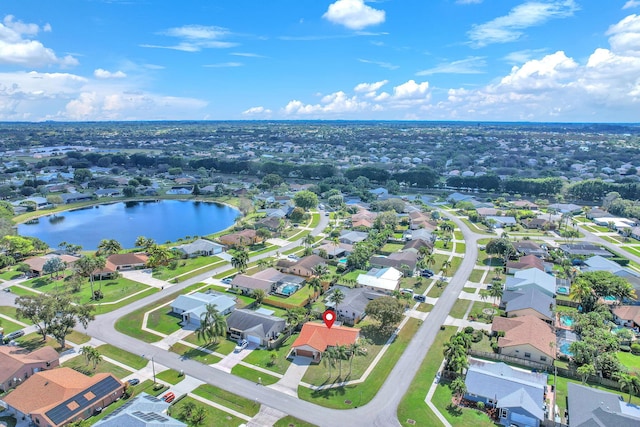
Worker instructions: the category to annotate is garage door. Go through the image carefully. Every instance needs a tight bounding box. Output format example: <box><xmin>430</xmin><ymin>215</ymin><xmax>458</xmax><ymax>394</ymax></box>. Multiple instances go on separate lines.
<box><xmin>246</xmin><ymin>334</ymin><xmax>261</xmax><ymax>345</ymax></box>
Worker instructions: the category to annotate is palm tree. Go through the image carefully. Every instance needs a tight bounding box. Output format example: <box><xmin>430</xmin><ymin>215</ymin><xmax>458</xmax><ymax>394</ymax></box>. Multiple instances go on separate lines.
<box><xmin>80</xmin><ymin>346</ymin><xmax>94</xmax><ymax>366</ymax></box>
<box><xmin>570</xmin><ymin>277</ymin><xmax>597</xmax><ymax>312</ymax></box>
<box><xmin>284</xmin><ymin>308</ymin><xmax>303</xmax><ymax>334</ymax></box>
<box><xmin>323</xmin><ymin>346</ymin><xmax>338</xmax><ymax>379</ymax></box>
<box><xmin>180</xmin><ymin>401</ymin><xmax>197</xmax><ymax>420</ymax></box>
<box><xmin>252</xmin><ymin>289</ymin><xmax>266</xmax><ymax>306</ymax></box>
<box><xmin>488</xmin><ymin>282</ymin><xmax>504</xmax><ymax>306</ymax></box>
<box><xmin>135</xmin><ymin>236</ymin><xmax>156</xmax><ymax>250</ymax></box>
<box><xmin>418</xmin><ymin>245</ymin><xmax>432</xmax><ymax>258</ymax></box>
<box><xmin>257</xmin><ymin>258</ymin><xmax>272</xmax><ymax>270</ymax></box>
<box><xmin>619</xmin><ymin>373</ymin><xmax>640</xmax><ymax>403</ymax></box>
<box><xmin>96</xmin><ymin>239</ymin><xmax>122</xmax><ymax>256</ymax></box>
<box><xmin>450</xmin><ymin>376</ymin><xmax>467</xmax><ymax>401</ymax></box>
<box><xmin>307</xmin><ymin>277</ymin><xmax>322</xmax><ymax>298</ymax></box>
<box><xmin>312</xmin><ymin>264</ymin><xmax>329</xmax><ymax>278</ymax></box>
<box><xmin>196</xmin><ymin>304</ymin><xmax>227</xmax><ymax>345</ymax></box>
<box><xmin>230</xmin><ymin>248</ymin><xmax>249</xmax><ymax>273</ymax></box>
<box><xmin>147</xmin><ymin>244</ymin><xmax>173</xmax><ymax>268</ymax></box>
<box><xmin>347</xmin><ymin>341</ymin><xmax>367</xmax><ymax>376</ymax></box>
<box><xmin>441</xmin><ymin>259</ymin><xmax>452</xmax><ymax>277</ymax></box>
<box><xmin>74</xmin><ymin>256</ymin><xmax>105</xmax><ymax>299</ymax></box>
<box><xmin>425</xmin><ymin>254</ymin><xmax>436</xmax><ymax>271</ymax></box>
<box><xmin>303</xmin><ymin>233</ymin><xmax>315</xmax><ymax>248</ymax></box>
<box><xmin>335</xmin><ymin>345</ymin><xmax>348</xmax><ymax>379</ymax></box>
<box><xmin>328</xmin><ymin>288</ymin><xmax>345</xmax><ymax>317</ymax></box>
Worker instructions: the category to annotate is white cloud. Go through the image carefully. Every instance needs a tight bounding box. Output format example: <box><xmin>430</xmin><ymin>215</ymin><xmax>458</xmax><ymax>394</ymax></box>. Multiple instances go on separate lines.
<box><xmin>503</xmin><ymin>49</ymin><xmax>549</xmax><ymax>64</ymax></box>
<box><xmin>468</xmin><ymin>1</ymin><xmax>579</xmax><ymax>47</ymax></box>
<box><xmin>203</xmin><ymin>62</ymin><xmax>243</xmax><ymax>68</ymax></box>
<box><xmin>242</xmin><ymin>106</ymin><xmax>272</xmax><ymax>115</ymax></box>
<box><xmin>93</xmin><ymin>69</ymin><xmax>127</xmax><ymax>79</ymax></box>
<box><xmin>0</xmin><ymin>70</ymin><xmax>207</xmax><ymax>121</ymax></box>
<box><xmin>323</xmin><ymin>0</ymin><xmax>386</xmax><ymax>30</ymax></box>
<box><xmin>0</xmin><ymin>15</ymin><xmax>78</xmax><ymax>67</ymax></box>
<box><xmin>354</xmin><ymin>80</ymin><xmax>388</xmax><ymax>93</ymax></box>
<box><xmin>623</xmin><ymin>1</ymin><xmax>640</xmax><ymax>10</ymax></box>
<box><xmin>142</xmin><ymin>24</ymin><xmax>238</xmax><ymax>52</ymax></box>
<box><xmin>358</xmin><ymin>58</ymin><xmax>399</xmax><ymax>70</ymax></box>
<box><xmin>416</xmin><ymin>56</ymin><xmax>486</xmax><ymax>75</ymax></box>
<box><xmin>606</xmin><ymin>14</ymin><xmax>640</xmax><ymax>55</ymax></box>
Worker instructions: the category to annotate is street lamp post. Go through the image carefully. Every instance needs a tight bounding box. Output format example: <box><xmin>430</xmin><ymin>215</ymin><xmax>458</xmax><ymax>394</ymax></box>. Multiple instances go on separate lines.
<box><xmin>142</xmin><ymin>354</ymin><xmax>156</xmax><ymax>385</ymax></box>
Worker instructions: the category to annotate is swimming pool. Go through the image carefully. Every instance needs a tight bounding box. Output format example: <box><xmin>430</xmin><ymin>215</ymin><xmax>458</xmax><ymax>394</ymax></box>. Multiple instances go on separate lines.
<box><xmin>338</xmin><ymin>258</ymin><xmax>347</xmax><ymax>264</ymax></box>
<box><xmin>557</xmin><ymin>286</ymin><xmax>570</xmax><ymax>295</ymax></box>
<box><xmin>559</xmin><ymin>342</ymin><xmax>573</xmax><ymax>357</ymax></box>
<box><xmin>560</xmin><ymin>315</ymin><xmax>574</xmax><ymax>327</ymax></box>
<box><xmin>604</xmin><ymin>295</ymin><xmax>616</xmax><ymax>302</ymax></box>
<box><xmin>278</xmin><ymin>284</ymin><xmax>300</xmax><ymax>296</ymax></box>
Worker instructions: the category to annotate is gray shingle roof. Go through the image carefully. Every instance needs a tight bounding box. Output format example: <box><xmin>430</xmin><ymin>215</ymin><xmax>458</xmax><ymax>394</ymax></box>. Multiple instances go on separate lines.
<box><xmin>503</xmin><ymin>288</ymin><xmax>554</xmax><ymax>320</ymax></box>
<box><xmin>226</xmin><ymin>309</ymin><xmax>285</xmax><ymax>340</ymax></box>
<box><xmin>567</xmin><ymin>382</ymin><xmax>640</xmax><ymax>427</ymax></box>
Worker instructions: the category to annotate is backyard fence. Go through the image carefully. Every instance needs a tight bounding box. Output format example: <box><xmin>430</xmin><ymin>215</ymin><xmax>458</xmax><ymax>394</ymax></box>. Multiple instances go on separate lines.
<box><xmin>468</xmin><ymin>350</ymin><xmax>551</xmax><ymax>371</ymax></box>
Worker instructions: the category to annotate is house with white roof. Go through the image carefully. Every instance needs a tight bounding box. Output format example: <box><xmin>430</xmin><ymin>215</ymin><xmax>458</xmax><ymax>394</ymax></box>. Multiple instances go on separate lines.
<box><xmin>172</xmin><ymin>238</ymin><xmax>225</xmax><ymax>258</ymax></box>
<box><xmin>505</xmin><ymin>268</ymin><xmax>556</xmax><ymax>297</ymax></box>
<box><xmin>171</xmin><ymin>292</ymin><xmax>236</xmax><ymax>326</ymax></box>
<box><xmin>356</xmin><ymin>267</ymin><xmax>402</xmax><ymax>293</ymax></box>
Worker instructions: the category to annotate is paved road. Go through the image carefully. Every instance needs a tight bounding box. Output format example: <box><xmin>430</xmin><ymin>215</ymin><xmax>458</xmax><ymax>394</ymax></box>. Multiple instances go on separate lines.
<box><xmin>577</xmin><ymin>225</ymin><xmax>640</xmax><ymax>265</ymax></box>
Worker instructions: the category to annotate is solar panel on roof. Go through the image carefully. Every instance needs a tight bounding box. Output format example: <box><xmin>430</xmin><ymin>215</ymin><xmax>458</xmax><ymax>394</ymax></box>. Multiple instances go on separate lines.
<box><xmin>45</xmin><ymin>376</ymin><xmax>122</xmax><ymax>424</ymax></box>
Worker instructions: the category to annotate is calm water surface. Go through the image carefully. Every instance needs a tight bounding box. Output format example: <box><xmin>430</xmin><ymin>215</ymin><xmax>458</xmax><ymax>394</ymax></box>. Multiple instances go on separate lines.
<box><xmin>18</xmin><ymin>200</ymin><xmax>239</xmax><ymax>250</ymax></box>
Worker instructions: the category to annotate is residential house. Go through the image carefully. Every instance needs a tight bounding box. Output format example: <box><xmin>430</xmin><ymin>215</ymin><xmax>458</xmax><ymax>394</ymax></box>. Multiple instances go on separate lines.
<box><xmin>500</xmin><ymin>288</ymin><xmax>555</xmax><ymax>323</ymax></box>
<box><xmin>513</xmin><ymin>241</ymin><xmax>548</xmax><ymax>258</ymax></box>
<box><xmin>476</xmin><ymin>207</ymin><xmax>500</xmax><ymax>218</ymax></box>
<box><xmin>60</xmin><ymin>193</ymin><xmax>94</xmax><ymax>204</ymax></box>
<box><xmin>559</xmin><ymin>243</ymin><xmax>612</xmax><ymax>258</ymax></box>
<box><xmin>171</xmin><ymin>292</ymin><xmax>236</xmax><ymax>326</ymax></box>
<box><xmin>567</xmin><ymin>382</ymin><xmax>640</xmax><ymax>427</ymax></box>
<box><xmin>485</xmin><ymin>215</ymin><xmax>517</xmax><ymax>228</ymax></box>
<box><xmin>592</xmin><ymin>216</ymin><xmax>636</xmax><ymax>233</ymax></box>
<box><xmin>369</xmin><ymin>187</ymin><xmax>389</xmax><ymax>198</ymax></box>
<box><xmin>511</xmin><ymin>200</ymin><xmax>538</xmax><ymax>210</ymax></box>
<box><xmin>370</xmin><ymin>252</ymin><xmax>418</xmax><ymax>276</ymax></box>
<box><xmin>94</xmin><ymin>188</ymin><xmax>123</xmax><ymax>198</ymax></box>
<box><xmin>313</xmin><ymin>241</ymin><xmax>353</xmax><ymax>259</ymax></box>
<box><xmin>291</xmin><ymin>323</ymin><xmax>360</xmax><ymax>362</ymax></box>
<box><xmin>172</xmin><ymin>238</ymin><xmax>225</xmax><ymax>258</ymax></box>
<box><xmin>0</xmin><ymin>346</ymin><xmax>59</xmax><ymax>392</ymax></box>
<box><xmin>585</xmin><ymin>208</ymin><xmax>610</xmax><ymax>219</ymax></box>
<box><xmin>464</xmin><ymin>361</ymin><xmax>547</xmax><ymax>427</ymax></box>
<box><xmin>408</xmin><ymin>211</ymin><xmax>436</xmax><ymax>231</ymax></box>
<box><xmin>491</xmin><ymin>315</ymin><xmax>556</xmax><ymax>365</ymax></box>
<box><xmin>352</xmin><ymin>218</ymin><xmax>374</xmax><ymax>228</ymax></box>
<box><xmin>506</xmin><ymin>254</ymin><xmax>545</xmax><ymax>274</ymax></box>
<box><xmin>356</xmin><ymin>267</ymin><xmax>402</xmax><ymax>294</ymax></box>
<box><xmin>93</xmin><ymin>253</ymin><xmax>148</xmax><ymax>279</ymax></box>
<box><xmin>166</xmin><ymin>186</ymin><xmax>193</xmax><ymax>195</ymax></box>
<box><xmin>582</xmin><ymin>255</ymin><xmax>640</xmax><ymax>300</ymax></box>
<box><xmin>226</xmin><ymin>309</ymin><xmax>286</xmax><ymax>347</ymax></box>
<box><xmin>218</xmin><ymin>229</ymin><xmax>260</xmax><ymax>247</ymax></box>
<box><xmin>94</xmin><ymin>392</ymin><xmax>186</xmax><ymax>427</ymax></box>
<box><xmin>548</xmin><ymin>203</ymin><xmax>582</xmax><ymax>214</ymax></box>
<box><xmin>402</xmin><ymin>238</ymin><xmax>433</xmax><ymax>255</ymax></box>
<box><xmin>630</xmin><ymin>226</ymin><xmax>640</xmax><ymax>241</ymax></box>
<box><xmin>403</xmin><ymin>228</ymin><xmax>434</xmax><ymax>243</ymax></box>
<box><xmin>23</xmin><ymin>254</ymin><xmax>80</xmax><ymax>277</ymax></box>
<box><xmin>2</xmin><ymin>368</ymin><xmax>124</xmax><ymax>427</ymax></box>
<box><xmin>505</xmin><ymin>268</ymin><xmax>556</xmax><ymax>297</ymax></box>
<box><xmin>254</xmin><ymin>215</ymin><xmax>282</xmax><ymax>232</ymax></box>
<box><xmin>280</xmin><ymin>255</ymin><xmax>327</xmax><ymax>278</ymax></box>
<box><xmin>339</xmin><ymin>230</ymin><xmax>368</xmax><ymax>245</ymax></box>
<box><xmin>612</xmin><ymin>305</ymin><xmax>640</xmax><ymax>329</ymax></box>
<box><xmin>351</xmin><ymin>209</ymin><xmax>377</xmax><ymax>223</ymax></box>
<box><xmin>12</xmin><ymin>197</ymin><xmax>51</xmax><ymax>210</ymax></box>
<box><xmin>447</xmin><ymin>192</ymin><xmax>475</xmax><ymax>204</ymax></box>
<box><xmin>522</xmin><ymin>218</ymin><xmax>555</xmax><ymax>230</ymax></box>
<box><xmin>324</xmin><ymin>285</ymin><xmax>386</xmax><ymax>325</ymax></box>
<box><xmin>230</xmin><ymin>272</ymin><xmax>276</xmax><ymax>295</ymax></box>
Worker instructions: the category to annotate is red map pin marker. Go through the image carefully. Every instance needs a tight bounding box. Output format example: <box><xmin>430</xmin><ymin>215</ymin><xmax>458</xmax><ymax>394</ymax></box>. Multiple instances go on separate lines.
<box><xmin>322</xmin><ymin>310</ymin><xmax>336</xmax><ymax>329</ymax></box>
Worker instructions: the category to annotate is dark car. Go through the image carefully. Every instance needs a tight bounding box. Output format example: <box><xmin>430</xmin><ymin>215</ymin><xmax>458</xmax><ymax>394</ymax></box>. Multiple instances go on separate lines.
<box><xmin>3</xmin><ymin>330</ymin><xmax>25</xmax><ymax>343</ymax></box>
<box><xmin>127</xmin><ymin>378</ymin><xmax>140</xmax><ymax>386</ymax></box>
<box><xmin>421</xmin><ymin>269</ymin><xmax>434</xmax><ymax>277</ymax></box>
<box><xmin>413</xmin><ymin>294</ymin><xmax>426</xmax><ymax>303</ymax></box>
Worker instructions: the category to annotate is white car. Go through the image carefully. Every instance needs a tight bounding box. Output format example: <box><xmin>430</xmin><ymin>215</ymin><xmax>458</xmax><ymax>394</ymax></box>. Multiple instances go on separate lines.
<box><xmin>234</xmin><ymin>339</ymin><xmax>249</xmax><ymax>352</ymax></box>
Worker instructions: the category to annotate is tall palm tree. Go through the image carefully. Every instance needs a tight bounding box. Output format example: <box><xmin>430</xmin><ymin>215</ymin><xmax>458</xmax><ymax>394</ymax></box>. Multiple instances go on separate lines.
<box><xmin>328</xmin><ymin>288</ymin><xmax>345</xmax><ymax>317</ymax></box>
<box><xmin>307</xmin><ymin>277</ymin><xmax>322</xmax><ymax>298</ymax></box>
<box><xmin>96</xmin><ymin>239</ymin><xmax>122</xmax><ymax>256</ymax></box>
<box><xmin>425</xmin><ymin>254</ymin><xmax>436</xmax><ymax>271</ymax></box>
<box><xmin>230</xmin><ymin>248</ymin><xmax>249</xmax><ymax>273</ymax></box>
<box><xmin>347</xmin><ymin>341</ymin><xmax>367</xmax><ymax>376</ymax></box>
<box><xmin>74</xmin><ymin>256</ymin><xmax>105</xmax><ymax>299</ymax></box>
<box><xmin>335</xmin><ymin>345</ymin><xmax>349</xmax><ymax>379</ymax></box>
<box><xmin>450</xmin><ymin>377</ymin><xmax>467</xmax><ymax>401</ymax></box>
<box><xmin>147</xmin><ymin>244</ymin><xmax>173</xmax><ymax>268</ymax></box>
<box><xmin>196</xmin><ymin>304</ymin><xmax>227</xmax><ymax>345</ymax></box>
<box><xmin>303</xmin><ymin>233</ymin><xmax>315</xmax><ymax>248</ymax></box>
<box><xmin>252</xmin><ymin>289</ymin><xmax>266</xmax><ymax>306</ymax></box>
<box><xmin>570</xmin><ymin>277</ymin><xmax>597</xmax><ymax>312</ymax></box>
<box><xmin>488</xmin><ymin>282</ymin><xmax>504</xmax><ymax>306</ymax></box>
<box><xmin>441</xmin><ymin>259</ymin><xmax>452</xmax><ymax>277</ymax></box>
<box><xmin>257</xmin><ymin>258</ymin><xmax>272</xmax><ymax>270</ymax></box>
<box><xmin>323</xmin><ymin>346</ymin><xmax>338</xmax><ymax>379</ymax></box>
<box><xmin>619</xmin><ymin>373</ymin><xmax>640</xmax><ymax>403</ymax></box>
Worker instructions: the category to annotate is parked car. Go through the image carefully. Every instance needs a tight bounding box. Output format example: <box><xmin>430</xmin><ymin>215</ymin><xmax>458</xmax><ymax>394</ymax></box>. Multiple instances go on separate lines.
<box><xmin>234</xmin><ymin>339</ymin><xmax>249</xmax><ymax>352</ymax></box>
<box><xmin>287</xmin><ymin>254</ymin><xmax>300</xmax><ymax>260</ymax></box>
<box><xmin>221</xmin><ymin>277</ymin><xmax>233</xmax><ymax>284</ymax></box>
<box><xmin>3</xmin><ymin>330</ymin><xmax>24</xmax><ymax>342</ymax></box>
<box><xmin>127</xmin><ymin>378</ymin><xmax>140</xmax><ymax>386</ymax></box>
<box><xmin>413</xmin><ymin>294</ymin><xmax>426</xmax><ymax>303</ymax></box>
<box><xmin>163</xmin><ymin>392</ymin><xmax>175</xmax><ymax>403</ymax></box>
<box><xmin>421</xmin><ymin>269</ymin><xmax>434</xmax><ymax>277</ymax></box>
<box><xmin>400</xmin><ymin>288</ymin><xmax>414</xmax><ymax>295</ymax></box>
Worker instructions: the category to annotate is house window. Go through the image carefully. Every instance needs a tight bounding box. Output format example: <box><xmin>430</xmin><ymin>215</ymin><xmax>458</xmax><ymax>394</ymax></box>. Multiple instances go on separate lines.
<box><xmin>500</xmin><ymin>408</ymin><xmax>508</xmax><ymax>418</ymax></box>
<box><xmin>540</xmin><ymin>356</ymin><xmax>547</xmax><ymax>362</ymax></box>
<box><xmin>524</xmin><ymin>352</ymin><xmax>531</xmax><ymax>358</ymax></box>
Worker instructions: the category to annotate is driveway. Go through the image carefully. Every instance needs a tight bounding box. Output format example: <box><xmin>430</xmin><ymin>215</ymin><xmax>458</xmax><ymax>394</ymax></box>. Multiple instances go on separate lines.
<box><xmin>268</xmin><ymin>356</ymin><xmax>311</xmax><ymax>397</ymax></box>
<box><xmin>214</xmin><ymin>342</ymin><xmax>258</xmax><ymax>372</ymax></box>
<box><xmin>121</xmin><ymin>269</ymin><xmax>169</xmax><ymax>289</ymax></box>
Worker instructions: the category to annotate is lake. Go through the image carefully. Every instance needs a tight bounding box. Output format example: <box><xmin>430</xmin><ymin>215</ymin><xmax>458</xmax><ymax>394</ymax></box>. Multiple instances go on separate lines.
<box><xmin>18</xmin><ymin>200</ymin><xmax>239</xmax><ymax>250</ymax></box>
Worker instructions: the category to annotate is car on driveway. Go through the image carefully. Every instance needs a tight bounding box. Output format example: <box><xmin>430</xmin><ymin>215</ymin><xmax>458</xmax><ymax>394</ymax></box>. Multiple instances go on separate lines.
<box><xmin>162</xmin><ymin>392</ymin><xmax>175</xmax><ymax>403</ymax></box>
<box><xmin>127</xmin><ymin>378</ymin><xmax>140</xmax><ymax>386</ymax></box>
<box><xmin>234</xmin><ymin>339</ymin><xmax>249</xmax><ymax>352</ymax></box>
<box><xmin>413</xmin><ymin>294</ymin><xmax>426</xmax><ymax>303</ymax></box>
<box><xmin>421</xmin><ymin>269</ymin><xmax>434</xmax><ymax>277</ymax></box>
<box><xmin>400</xmin><ymin>288</ymin><xmax>414</xmax><ymax>295</ymax></box>
<box><xmin>3</xmin><ymin>330</ymin><xmax>24</xmax><ymax>343</ymax></box>
<box><xmin>221</xmin><ymin>277</ymin><xmax>233</xmax><ymax>284</ymax></box>
<box><xmin>287</xmin><ymin>254</ymin><xmax>300</xmax><ymax>260</ymax></box>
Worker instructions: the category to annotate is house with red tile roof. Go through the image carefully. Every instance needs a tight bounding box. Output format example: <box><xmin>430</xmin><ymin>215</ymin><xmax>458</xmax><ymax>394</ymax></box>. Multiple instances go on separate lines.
<box><xmin>291</xmin><ymin>322</ymin><xmax>360</xmax><ymax>361</ymax></box>
<box><xmin>491</xmin><ymin>315</ymin><xmax>556</xmax><ymax>366</ymax></box>
<box><xmin>218</xmin><ymin>229</ymin><xmax>260</xmax><ymax>247</ymax></box>
<box><xmin>2</xmin><ymin>367</ymin><xmax>124</xmax><ymax>427</ymax></box>
<box><xmin>93</xmin><ymin>253</ymin><xmax>148</xmax><ymax>279</ymax></box>
<box><xmin>23</xmin><ymin>254</ymin><xmax>80</xmax><ymax>277</ymax></box>
<box><xmin>0</xmin><ymin>346</ymin><xmax>59</xmax><ymax>391</ymax></box>
<box><xmin>506</xmin><ymin>254</ymin><xmax>545</xmax><ymax>274</ymax></box>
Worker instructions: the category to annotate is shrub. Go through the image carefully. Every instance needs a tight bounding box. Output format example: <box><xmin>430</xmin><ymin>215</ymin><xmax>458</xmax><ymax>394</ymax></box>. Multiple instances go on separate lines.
<box><xmin>620</xmin><ymin>345</ymin><xmax>631</xmax><ymax>352</ymax></box>
<box><xmin>464</xmin><ymin>326</ymin><xmax>474</xmax><ymax>334</ymax></box>
<box><xmin>491</xmin><ymin>342</ymin><xmax>499</xmax><ymax>353</ymax></box>
<box><xmin>630</xmin><ymin>343</ymin><xmax>640</xmax><ymax>355</ymax></box>
<box><xmin>471</xmin><ymin>330</ymin><xmax>484</xmax><ymax>343</ymax></box>
<box><xmin>476</xmin><ymin>401</ymin><xmax>485</xmax><ymax>411</ymax></box>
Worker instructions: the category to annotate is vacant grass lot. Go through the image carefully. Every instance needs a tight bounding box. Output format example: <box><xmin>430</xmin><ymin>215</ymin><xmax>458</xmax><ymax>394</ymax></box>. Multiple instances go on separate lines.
<box><xmin>0</xmin><ymin>306</ymin><xmax>33</xmax><ymax>324</ymax></box>
<box><xmin>298</xmin><ymin>318</ymin><xmax>421</xmax><ymax>409</ymax></box>
<box><xmin>23</xmin><ymin>276</ymin><xmax>150</xmax><ymax>305</ymax></box>
<box><xmin>96</xmin><ymin>344</ymin><xmax>149</xmax><ymax>370</ymax></box>
<box><xmin>0</xmin><ymin>269</ymin><xmax>23</xmax><ymax>281</ymax></box>
<box><xmin>0</xmin><ymin>317</ymin><xmax>25</xmax><ymax>334</ymax></box>
<box><xmin>16</xmin><ymin>332</ymin><xmax>71</xmax><ymax>352</ymax></box>
<box><xmin>182</xmin><ymin>334</ymin><xmax>237</xmax><ymax>355</ymax></box>
<box><xmin>397</xmin><ymin>326</ymin><xmax>457</xmax><ymax>426</ymax></box>
<box><xmin>62</xmin><ymin>355</ymin><xmax>132</xmax><ymax>379</ymax></box>
<box><xmin>192</xmin><ymin>383</ymin><xmax>261</xmax><ymax>417</ymax></box>
<box><xmin>169</xmin><ymin>342</ymin><xmax>222</xmax><ymax>364</ymax></box>
<box><xmin>152</xmin><ymin>255</ymin><xmax>222</xmax><ymax>280</ymax></box>
<box><xmin>617</xmin><ymin>351</ymin><xmax>640</xmax><ymax>376</ymax></box>
<box><xmin>274</xmin><ymin>416</ymin><xmax>317</xmax><ymax>427</ymax></box>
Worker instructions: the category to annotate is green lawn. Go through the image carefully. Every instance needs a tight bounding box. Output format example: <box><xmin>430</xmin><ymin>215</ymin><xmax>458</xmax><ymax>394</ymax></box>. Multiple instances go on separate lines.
<box><xmin>427</xmin><ymin>280</ymin><xmax>449</xmax><ymax>298</ymax></box>
<box><xmin>454</xmin><ymin>243</ymin><xmax>466</xmax><ymax>254</ymax></box>
<box><xmin>146</xmin><ymin>306</ymin><xmax>183</xmax><ymax>335</ymax></box>
<box><xmin>462</xmin><ymin>287</ymin><xmax>476</xmax><ymax>293</ymax></box>
<box><xmin>551</xmin><ymin>374</ymin><xmax>640</xmax><ymax>416</ymax></box>
<box><xmin>468</xmin><ymin>269</ymin><xmax>486</xmax><ymax>282</ymax></box>
<box><xmin>397</xmin><ymin>327</ymin><xmax>457</xmax><ymax>426</ymax></box>
<box><xmin>617</xmin><ymin>351</ymin><xmax>640</xmax><ymax>376</ymax></box>
<box><xmin>231</xmin><ymin>364</ymin><xmax>279</xmax><ymax>385</ymax></box>
<box><xmin>16</xmin><ymin>332</ymin><xmax>71</xmax><ymax>352</ymax></box>
<box><xmin>170</xmin><ymin>396</ymin><xmax>246</xmax><ymax>427</ymax></box>
<box><xmin>274</xmin><ymin>415</ymin><xmax>317</xmax><ymax>427</ymax></box>
<box><xmin>62</xmin><ymin>355</ymin><xmax>132</xmax><ymax>379</ymax></box>
<box><xmin>23</xmin><ymin>276</ymin><xmax>151</xmax><ymax>305</ymax></box>
<box><xmin>381</xmin><ymin>243</ymin><xmax>405</xmax><ymax>254</ymax></box>
<box><xmin>264</xmin><ymin>285</ymin><xmax>310</xmax><ymax>307</ymax></box>
<box><xmin>298</xmin><ymin>318</ymin><xmax>421</xmax><ymax>409</ymax></box>
<box><xmin>94</xmin><ymin>287</ymin><xmax>159</xmax><ymax>315</ymax></box>
<box><xmin>96</xmin><ymin>344</ymin><xmax>149</xmax><ymax>370</ymax></box>
<box><xmin>0</xmin><ymin>269</ymin><xmax>23</xmax><ymax>281</ymax></box>
<box><xmin>0</xmin><ymin>317</ymin><xmax>24</xmax><ymax>334</ymax></box>
<box><xmin>66</xmin><ymin>330</ymin><xmax>91</xmax><ymax>345</ymax></box>
<box><xmin>416</xmin><ymin>303</ymin><xmax>434</xmax><ymax>313</ymax></box>
<box><xmin>432</xmin><ymin>381</ymin><xmax>496</xmax><ymax>427</ymax></box>
<box><xmin>182</xmin><ymin>335</ymin><xmax>237</xmax><ymax>355</ymax></box>
<box><xmin>449</xmin><ymin>299</ymin><xmax>471</xmax><ymax>319</ymax></box>
<box><xmin>241</xmin><ymin>335</ymin><xmax>295</xmax><ymax>375</ymax></box>
<box><xmin>468</xmin><ymin>301</ymin><xmax>501</xmax><ymax>323</ymax></box>
<box><xmin>156</xmin><ymin>368</ymin><xmax>185</xmax><ymax>385</ymax></box>
<box><xmin>192</xmin><ymin>383</ymin><xmax>261</xmax><ymax>417</ymax></box>
<box><xmin>0</xmin><ymin>306</ymin><xmax>33</xmax><ymax>324</ymax></box>
<box><xmin>454</xmin><ymin>231</ymin><xmax>464</xmax><ymax>240</ymax></box>
<box><xmin>169</xmin><ymin>342</ymin><xmax>222</xmax><ymax>364</ymax></box>
<box><xmin>470</xmin><ymin>334</ymin><xmax>495</xmax><ymax>353</ymax></box>
<box><xmin>4</xmin><ymin>286</ymin><xmax>39</xmax><ymax>296</ymax></box>
<box><xmin>152</xmin><ymin>255</ymin><xmax>222</xmax><ymax>280</ymax></box>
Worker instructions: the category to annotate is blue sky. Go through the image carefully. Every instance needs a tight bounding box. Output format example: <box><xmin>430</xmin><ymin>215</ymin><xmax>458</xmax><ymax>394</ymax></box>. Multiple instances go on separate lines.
<box><xmin>1</xmin><ymin>0</ymin><xmax>639</xmax><ymax>122</ymax></box>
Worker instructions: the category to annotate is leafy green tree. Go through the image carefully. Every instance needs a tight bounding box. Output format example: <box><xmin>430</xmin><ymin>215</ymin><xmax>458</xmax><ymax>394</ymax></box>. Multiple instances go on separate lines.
<box><xmin>0</xmin><ymin>235</ymin><xmax>35</xmax><ymax>260</ymax></box>
<box><xmin>180</xmin><ymin>401</ymin><xmax>197</xmax><ymax>420</ymax></box>
<box><xmin>48</xmin><ymin>297</ymin><xmax>95</xmax><ymax>348</ymax></box>
<box><xmin>618</xmin><ymin>373</ymin><xmax>640</xmax><ymax>403</ymax></box>
<box><xmin>577</xmin><ymin>364</ymin><xmax>595</xmax><ymax>384</ymax></box>
<box><xmin>252</xmin><ymin>289</ymin><xmax>266</xmax><ymax>306</ymax></box>
<box><xmin>365</xmin><ymin>296</ymin><xmax>404</xmax><ymax>331</ymax></box>
<box><xmin>450</xmin><ymin>376</ymin><xmax>467</xmax><ymax>399</ymax></box>
<box><xmin>16</xmin><ymin>293</ymin><xmax>57</xmax><ymax>342</ymax></box>
<box><xmin>74</xmin><ymin>256</ymin><xmax>106</xmax><ymax>299</ymax></box>
<box><xmin>42</xmin><ymin>256</ymin><xmax>66</xmax><ymax>279</ymax></box>
<box><xmin>230</xmin><ymin>248</ymin><xmax>249</xmax><ymax>273</ymax></box>
<box><xmin>73</xmin><ymin>168</ymin><xmax>92</xmax><ymax>183</ymax></box>
<box><xmin>293</xmin><ymin>190</ymin><xmax>319</xmax><ymax>211</ymax></box>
